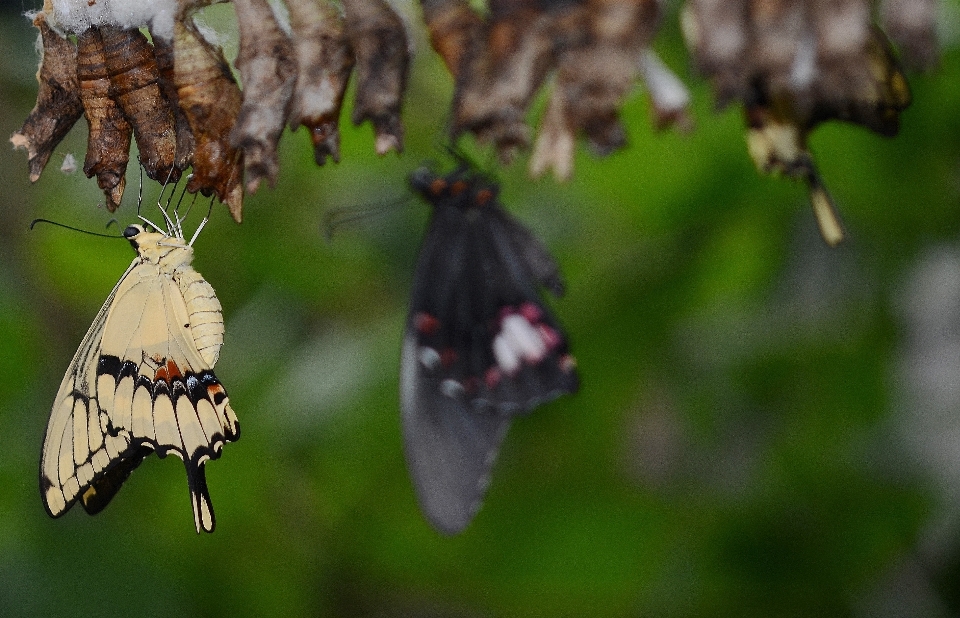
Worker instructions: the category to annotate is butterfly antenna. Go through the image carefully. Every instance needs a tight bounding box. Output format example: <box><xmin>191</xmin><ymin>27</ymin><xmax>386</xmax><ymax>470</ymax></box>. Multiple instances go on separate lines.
<box><xmin>440</xmin><ymin>143</ymin><xmax>497</xmax><ymax>185</ymax></box>
<box><xmin>322</xmin><ymin>197</ymin><xmax>411</xmax><ymax>242</ymax></box>
<box><xmin>30</xmin><ymin>219</ymin><xmax>124</xmax><ymax>238</ymax></box>
<box><xmin>443</xmin><ymin>142</ymin><xmax>471</xmax><ymax>171</ymax></box>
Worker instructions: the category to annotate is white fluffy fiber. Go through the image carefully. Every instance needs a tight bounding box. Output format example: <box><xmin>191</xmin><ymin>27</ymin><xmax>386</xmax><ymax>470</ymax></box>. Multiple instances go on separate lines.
<box><xmin>49</xmin><ymin>0</ymin><xmax>178</xmax><ymax>39</ymax></box>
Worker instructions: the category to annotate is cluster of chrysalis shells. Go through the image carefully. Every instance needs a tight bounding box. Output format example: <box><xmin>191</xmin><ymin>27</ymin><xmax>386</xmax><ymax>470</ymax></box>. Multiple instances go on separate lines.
<box><xmin>12</xmin><ymin>0</ymin><xmax>410</xmax><ymax>222</ymax></box>
<box><xmin>11</xmin><ymin>0</ymin><xmax>940</xmax><ymax>243</ymax></box>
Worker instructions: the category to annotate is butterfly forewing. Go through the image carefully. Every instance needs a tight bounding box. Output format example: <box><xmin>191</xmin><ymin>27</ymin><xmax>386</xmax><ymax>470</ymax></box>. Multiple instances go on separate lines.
<box><xmin>401</xmin><ymin>167</ymin><xmax>578</xmax><ymax>534</ymax></box>
<box><xmin>41</xmin><ymin>226</ymin><xmax>238</xmax><ymax>533</ymax></box>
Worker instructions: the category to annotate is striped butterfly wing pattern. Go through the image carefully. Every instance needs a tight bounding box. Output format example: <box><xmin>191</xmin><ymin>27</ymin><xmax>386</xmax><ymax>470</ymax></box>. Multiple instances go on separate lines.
<box><xmin>402</xmin><ymin>166</ymin><xmax>578</xmax><ymax>534</ymax></box>
<box><xmin>41</xmin><ymin>224</ymin><xmax>239</xmax><ymax>533</ymax></box>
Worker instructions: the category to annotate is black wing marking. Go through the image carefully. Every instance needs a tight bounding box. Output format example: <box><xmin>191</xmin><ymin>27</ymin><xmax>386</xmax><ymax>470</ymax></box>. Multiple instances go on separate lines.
<box><xmin>78</xmin><ymin>445</ymin><xmax>151</xmax><ymax>515</ymax></box>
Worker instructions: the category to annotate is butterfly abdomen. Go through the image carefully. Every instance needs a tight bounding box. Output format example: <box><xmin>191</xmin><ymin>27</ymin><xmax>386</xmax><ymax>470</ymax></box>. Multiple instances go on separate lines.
<box><xmin>175</xmin><ymin>269</ymin><xmax>224</xmax><ymax>367</ymax></box>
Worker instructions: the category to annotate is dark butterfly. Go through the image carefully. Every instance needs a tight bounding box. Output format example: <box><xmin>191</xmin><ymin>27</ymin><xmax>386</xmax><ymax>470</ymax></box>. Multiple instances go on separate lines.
<box><xmin>402</xmin><ymin>165</ymin><xmax>579</xmax><ymax>534</ymax></box>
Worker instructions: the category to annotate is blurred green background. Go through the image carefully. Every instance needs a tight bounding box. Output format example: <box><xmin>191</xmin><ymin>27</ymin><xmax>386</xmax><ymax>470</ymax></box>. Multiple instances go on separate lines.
<box><xmin>2</xmin><ymin>1</ymin><xmax>960</xmax><ymax>616</ymax></box>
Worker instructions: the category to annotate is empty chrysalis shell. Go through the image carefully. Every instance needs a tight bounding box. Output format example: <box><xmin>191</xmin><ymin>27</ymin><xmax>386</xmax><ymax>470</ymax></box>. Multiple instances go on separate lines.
<box><xmin>77</xmin><ymin>27</ymin><xmax>132</xmax><ymax>212</ymax></box>
<box><xmin>173</xmin><ymin>17</ymin><xmax>245</xmax><ymax>223</ymax></box>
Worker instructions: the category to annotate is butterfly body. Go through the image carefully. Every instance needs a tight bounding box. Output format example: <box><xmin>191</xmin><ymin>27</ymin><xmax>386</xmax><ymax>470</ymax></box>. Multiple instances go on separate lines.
<box><xmin>41</xmin><ymin>224</ymin><xmax>237</xmax><ymax>533</ymax></box>
<box><xmin>402</xmin><ymin>166</ymin><xmax>577</xmax><ymax>534</ymax></box>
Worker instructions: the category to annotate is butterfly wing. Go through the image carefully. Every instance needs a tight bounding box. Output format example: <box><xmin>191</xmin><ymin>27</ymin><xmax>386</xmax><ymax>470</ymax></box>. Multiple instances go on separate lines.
<box><xmin>401</xmin><ymin>334</ymin><xmax>512</xmax><ymax>534</ymax></box>
<box><xmin>41</xmin><ymin>259</ymin><xmax>238</xmax><ymax>533</ymax></box>
<box><xmin>401</xmin><ymin>199</ymin><xmax>578</xmax><ymax>533</ymax></box>
<box><xmin>41</xmin><ymin>259</ymin><xmax>139</xmax><ymax>521</ymax></box>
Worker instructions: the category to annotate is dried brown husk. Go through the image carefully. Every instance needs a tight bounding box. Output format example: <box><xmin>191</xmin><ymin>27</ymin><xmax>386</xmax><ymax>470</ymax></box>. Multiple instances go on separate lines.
<box><xmin>286</xmin><ymin>0</ymin><xmax>355</xmax><ymax>166</ymax></box>
<box><xmin>554</xmin><ymin>46</ymin><xmax>630</xmax><ymax>156</ymax></box>
<box><xmin>100</xmin><ymin>26</ymin><xmax>179</xmax><ymax>183</ymax></box>
<box><xmin>749</xmin><ymin>0</ymin><xmax>806</xmax><ymax>93</ymax></box>
<box><xmin>680</xmin><ymin>0</ymin><xmax>913</xmax><ymax>247</ymax></box>
<box><xmin>680</xmin><ymin>0</ymin><xmax>750</xmax><ymax>105</ymax></box>
<box><xmin>420</xmin><ymin>0</ymin><xmax>483</xmax><ymax>77</ymax></box>
<box><xmin>811</xmin><ymin>0</ymin><xmax>870</xmax><ymax>58</ymax></box>
<box><xmin>553</xmin><ymin>0</ymin><xmax>660</xmax><ymax>155</ymax></box>
<box><xmin>686</xmin><ymin>0</ymin><xmax>912</xmax><ymax>131</ymax></box>
<box><xmin>232</xmin><ymin>0</ymin><xmax>297</xmax><ymax>191</ymax></box>
<box><xmin>806</xmin><ymin>26</ymin><xmax>912</xmax><ymax>137</ymax></box>
<box><xmin>880</xmin><ymin>0</ymin><xmax>939</xmax><ymax>69</ymax></box>
<box><xmin>150</xmin><ymin>28</ymin><xmax>195</xmax><ymax>175</ymax></box>
<box><xmin>343</xmin><ymin>0</ymin><xmax>409</xmax><ymax>155</ymax></box>
<box><xmin>77</xmin><ymin>27</ymin><xmax>132</xmax><ymax>212</ymax></box>
<box><xmin>173</xmin><ymin>16</ymin><xmax>244</xmax><ymax>222</ymax></box>
<box><xmin>11</xmin><ymin>11</ymin><xmax>84</xmax><ymax>183</ymax></box>
<box><xmin>452</xmin><ymin>0</ymin><xmax>562</xmax><ymax>160</ymax></box>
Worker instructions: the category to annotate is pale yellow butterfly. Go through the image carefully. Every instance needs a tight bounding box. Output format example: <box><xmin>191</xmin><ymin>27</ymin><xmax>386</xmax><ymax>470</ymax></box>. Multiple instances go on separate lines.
<box><xmin>40</xmin><ymin>216</ymin><xmax>239</xmax><ymax>533</ymax></box>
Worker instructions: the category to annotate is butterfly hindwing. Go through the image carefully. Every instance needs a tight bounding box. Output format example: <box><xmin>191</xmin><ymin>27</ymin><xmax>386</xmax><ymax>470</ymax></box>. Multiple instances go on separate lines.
<box><xmin>401</xmin><ymin>167</ymin><xmax>578</xmax><ymax>533</ymax></box>
<box><xmin>41</xmin><ymin>225</ymin><xmax>238</xmax><ymax>533</ymax></box>
<box><xmin>401</xmin><ymin>334</ymin><xmax>512</xmax><ymax>534</ymax></box>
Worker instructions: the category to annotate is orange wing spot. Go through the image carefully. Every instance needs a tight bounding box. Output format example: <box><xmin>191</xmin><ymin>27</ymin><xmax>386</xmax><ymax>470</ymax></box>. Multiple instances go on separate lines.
<box><xmin>206</xmin><ymin>382</ymin><xmax>227</xmax><ymax>406</ymax></box>
<box><xmin>476</xmin><ymin>188</ymin><xmax>493</xmax><ymax>205</ymax></box>
<box><xmin>429</xmin><ymin>178</ymin><xmax>446</xmax><ymax>195</ymax></box>
<box><xmin>451</xmin><ymin>180</ymin><xmax>467</xmax><ymax>195</ymax></box>
<box><xmin>165</xmin><ymin>359</ymin><xmax>183</xmax><ymax>380</ymax></box>
<box><xmin>207</xmin><ymin>383</ymin><xmax>225</xmax><ymax>397</ymax></box>
<box><xmin>154</xmin><ymin>359</ymin><xmax>184</xmax><ymax>383</ymax></box>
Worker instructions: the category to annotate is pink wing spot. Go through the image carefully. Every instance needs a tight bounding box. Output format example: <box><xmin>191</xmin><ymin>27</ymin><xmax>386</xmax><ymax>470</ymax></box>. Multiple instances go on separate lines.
<box><xmin>519</xmin><ymin>302</ymin><xmax>542</xmax><ymax>323</ymax></box>
<box><xmin>440</xmin><ymin>348</ymin><xmax>458</xmax><ymax>368</ymax></box>
<box><xmin>414</xmin><ymin>312</ymin><xmax>440</xmax><ymax>335</ymax></box>
<box><xmin>537</xmin><ymin>324</ymin><xmax>562</xmax><ymax>350</ymax></box>
<box><xmin>485</xmin><ymin>366</ymin><xmax>502</xmax><ymax>389</ymax></box>
<box><xmin>463</xmin><ymin>376</ymin><xmax>479</xmax><ymax>395</ymax></box>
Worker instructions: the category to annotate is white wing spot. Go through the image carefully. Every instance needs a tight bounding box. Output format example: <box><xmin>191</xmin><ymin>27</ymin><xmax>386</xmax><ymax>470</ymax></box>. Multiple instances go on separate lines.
<box><xmin>419</xmin><ymin>346</ymin><xmax>441</xmax><ymax>371</ymax></box>
<box><xmin>493</xmin><ymin>313</ymin><xmax>550</xmax><ymax>373</ymax></box>
<box><xmin>441</xmin><ymin>379</ymin><xmax>464</xmax><ymax>399</ymax></box>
